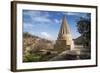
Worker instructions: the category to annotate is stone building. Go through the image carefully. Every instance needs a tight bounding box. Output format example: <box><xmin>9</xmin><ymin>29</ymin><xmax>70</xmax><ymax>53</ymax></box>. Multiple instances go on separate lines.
<box><xmin>54</xmin><ymin>16</ymin><xmax>74</xmax><ymax>51</ymax></box>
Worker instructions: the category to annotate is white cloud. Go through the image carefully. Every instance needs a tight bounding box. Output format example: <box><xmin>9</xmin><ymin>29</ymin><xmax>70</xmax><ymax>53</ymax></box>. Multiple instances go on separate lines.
<box><xmin>23</xmin><ymin>23</ymin><xmax>36</xmax><ymax>34</ymax></box>
<box><xmin>24</xmin><ymin>10</ymin><xmax>61</xmax><ymax>26</ymax></box>
<box><xmin>24</xmin><ymin>23</ymin><xmax>35</xmax><ymax>29</ymax></box>
<box><xmin>63</xmin><ymin>12</ymin><xmax>80</xmax><ymax>16</ymax></box>
<box><xmin>63</xmin><ymin>12</ymin><xmax>88</xmax><ymax>18</ymax></box>
<box><xmin>23</xmin><ymin>10</ymin><xmax>41</xmax><ymax>17</ymax></box>
<box><xmin>32</xmin><ymin>17</ymin><xmax>52</xmax><ymax>23</ymax></box>
<box><xmin>24</xmin><ymin>23</ymin><xmax>34</xmax><ymax>27</ymax></box>
<box><xmin>54</xmin><ymin>19</ymin><xmax>60</xmax><ymax>24</ymax></box>
<box><xmin>40</xmin><ymin>32</ymin><xmax>53</xmax><ymax>40</ymax></box>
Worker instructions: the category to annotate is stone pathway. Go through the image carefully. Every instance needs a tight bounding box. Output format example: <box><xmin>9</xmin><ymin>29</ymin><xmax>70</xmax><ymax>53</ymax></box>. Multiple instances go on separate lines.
<box><xmin>49</xmin><ymin>45</ymin><xmax>90</xmax><ymax>61</ymax></box>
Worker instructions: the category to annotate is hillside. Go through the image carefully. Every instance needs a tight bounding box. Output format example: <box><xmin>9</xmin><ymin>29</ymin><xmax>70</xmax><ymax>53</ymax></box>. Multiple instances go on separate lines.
<box><xmin>73</xmin><ymin>35</ymin><xmax>83</xmax><ymax>45</ymax></box>
<box><xmin>23</xmin><ymin>32</ymin><xmax>54</xmax><ymax>52</ymax></box>
<box><xmin>23</xmin><ymin>32</ymin><xmax>55</xmax><ymax>62</ymax></box>
<box><xmin>23</xmin><ymin>32</ymin><xmax>90</xmax><ymax>62</ymax></box>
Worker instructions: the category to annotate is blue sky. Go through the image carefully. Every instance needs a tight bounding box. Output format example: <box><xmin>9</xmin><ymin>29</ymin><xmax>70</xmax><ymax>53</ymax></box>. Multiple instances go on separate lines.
<box><xmin>23</xmin><ymin>10</ymin><xmax>90</xmax><ymax>40</ymax></box>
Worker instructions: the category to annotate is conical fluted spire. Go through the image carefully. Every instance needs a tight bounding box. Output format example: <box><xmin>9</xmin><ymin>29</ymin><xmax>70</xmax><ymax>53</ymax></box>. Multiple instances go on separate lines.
<box><xmin>58</xmin><ymin>16</ymin><xmax>71</xmax><ymax>39</ymax></box>
<box><xmin>54</xmin><ymin>15</ymin><xmax>74</xmax><ymax>50</ymax></box>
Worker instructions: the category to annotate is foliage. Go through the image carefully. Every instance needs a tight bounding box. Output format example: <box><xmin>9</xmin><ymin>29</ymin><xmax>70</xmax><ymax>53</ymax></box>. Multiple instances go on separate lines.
<box><xmin>77</xmin><ymin>14</ymin><xmax>91</xmax><ymax>48</ymax></box>
<box><xmin>23</xmin><ymin>54</ymin><xmax>41</xmax><ymax>62</ymax></box>
<box><xmin>23</xmin><ymin>53</ymin><xmax>55</xmax><ymax>62</ymax></box>
<box><xmin>23</xmin><ymin>32</ymin><xmax>39</xmax><ymax>38</ymax></box>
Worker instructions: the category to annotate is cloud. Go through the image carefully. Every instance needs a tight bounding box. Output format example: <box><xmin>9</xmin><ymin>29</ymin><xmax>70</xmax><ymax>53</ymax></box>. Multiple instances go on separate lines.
<box><xmin>23</xmin><ymin>10</ymin><xmax>54</xmax><ymax>25</ymax></box>
<box><xmin>24</xmin><ymin>23</ymin><xmax>34</xmax><ymax>29</ymax></box>
<box><xmin>40</xmin><ymin>32</ymin><xmax>53</xmax><ymax>40</ymax></box>
<box><xmin>63</xmin><ymin>12</ymin><xmax>89</xmax><ymax>18</ymax></box>
<box><xmin>63</xmin><ymin>12</ymin><xmax>77</xmax><ymax>16</ymax></box>
<box><xmin>32</xmin><ymin>17</ymin><xmax>52</xmax><ymax>23</ymax></box>
<box><xmin>23</xmin><ymin>23</ymin><xmax>35</xmax><ymax>33</ymax></box>
<box><xmin>23</xmin><ymin>10</ymin><xmax>50</xmax><ymax>19</ymax></box>
<box><xmin>53</xmin><ymin>19</ymin><xmax>60</xmax><ymax>24</ymax></box>
<box><xmin>23</xmin><ymin>10</ymin><xmax>61</xmax><ymax>25</ymax></box>
<box><xmin>63</xmin><ymin>12</ymin><xmax>85</xmax><ymax>16</ymax></box>
<box><xmin>23</xmin><ymin>10</ymin><xmax>41</xmax><ymax>17</ymax></box>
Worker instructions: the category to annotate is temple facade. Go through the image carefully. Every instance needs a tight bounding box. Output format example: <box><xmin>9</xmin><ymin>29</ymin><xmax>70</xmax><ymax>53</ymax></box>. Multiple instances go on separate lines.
<box><xmin>54</xmin><ymin>16</ymin><xmax>74</xmax><ymax>51</ymax></box>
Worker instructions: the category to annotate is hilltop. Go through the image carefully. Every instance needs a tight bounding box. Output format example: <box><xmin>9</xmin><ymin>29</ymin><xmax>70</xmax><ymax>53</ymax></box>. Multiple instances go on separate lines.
<box><xmin>23</xmin><ymin>32</ymin><xmax>55</xmax><ymax>62</ymax></box>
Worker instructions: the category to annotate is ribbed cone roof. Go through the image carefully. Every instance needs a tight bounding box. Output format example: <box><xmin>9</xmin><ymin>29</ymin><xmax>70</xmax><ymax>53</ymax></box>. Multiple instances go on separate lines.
<box><xmin>58</xmin><ymin>16</ymin><xmax>71</xmax><ymax>37</ymax></box>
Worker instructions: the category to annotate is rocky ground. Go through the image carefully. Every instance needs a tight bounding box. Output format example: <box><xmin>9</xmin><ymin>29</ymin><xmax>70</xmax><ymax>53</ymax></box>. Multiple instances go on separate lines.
<box><xmin>49</xmin><ymin>45</ymin><xmax>90</xmax><ymax>61</ymax></box>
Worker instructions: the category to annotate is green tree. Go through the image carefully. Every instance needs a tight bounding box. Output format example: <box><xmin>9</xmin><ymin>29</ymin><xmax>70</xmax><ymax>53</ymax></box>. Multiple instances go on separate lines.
<box><xmin>77</xmin><ymin>14</ymin><xmax>91</xmax><ymax>49</ymax></box>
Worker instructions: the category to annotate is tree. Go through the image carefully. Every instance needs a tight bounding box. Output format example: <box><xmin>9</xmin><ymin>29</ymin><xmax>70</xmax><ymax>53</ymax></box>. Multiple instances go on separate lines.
<box><xmin>77</xmin><ymin>14</ymin><xmax>91</xmax><ymax>49</ymax></box>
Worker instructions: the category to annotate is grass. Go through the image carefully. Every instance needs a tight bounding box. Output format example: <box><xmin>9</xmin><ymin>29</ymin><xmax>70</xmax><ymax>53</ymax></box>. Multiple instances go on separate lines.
<box><xmin>23</xmin><ymin>54</ymin><xmax>41</xmax><ymax>62</ymax></box>
<box><xmin>23</xmin><ymin>53</ymin><xmax>55</xmax><ymax>62</ymax></box>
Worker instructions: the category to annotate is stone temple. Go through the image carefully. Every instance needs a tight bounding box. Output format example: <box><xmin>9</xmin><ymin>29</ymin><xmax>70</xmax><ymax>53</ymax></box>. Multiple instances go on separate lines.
<box><xmin>54</xmin><ymin>16</ymin><xmax>74</xmax><ymax>51</ymax></box>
